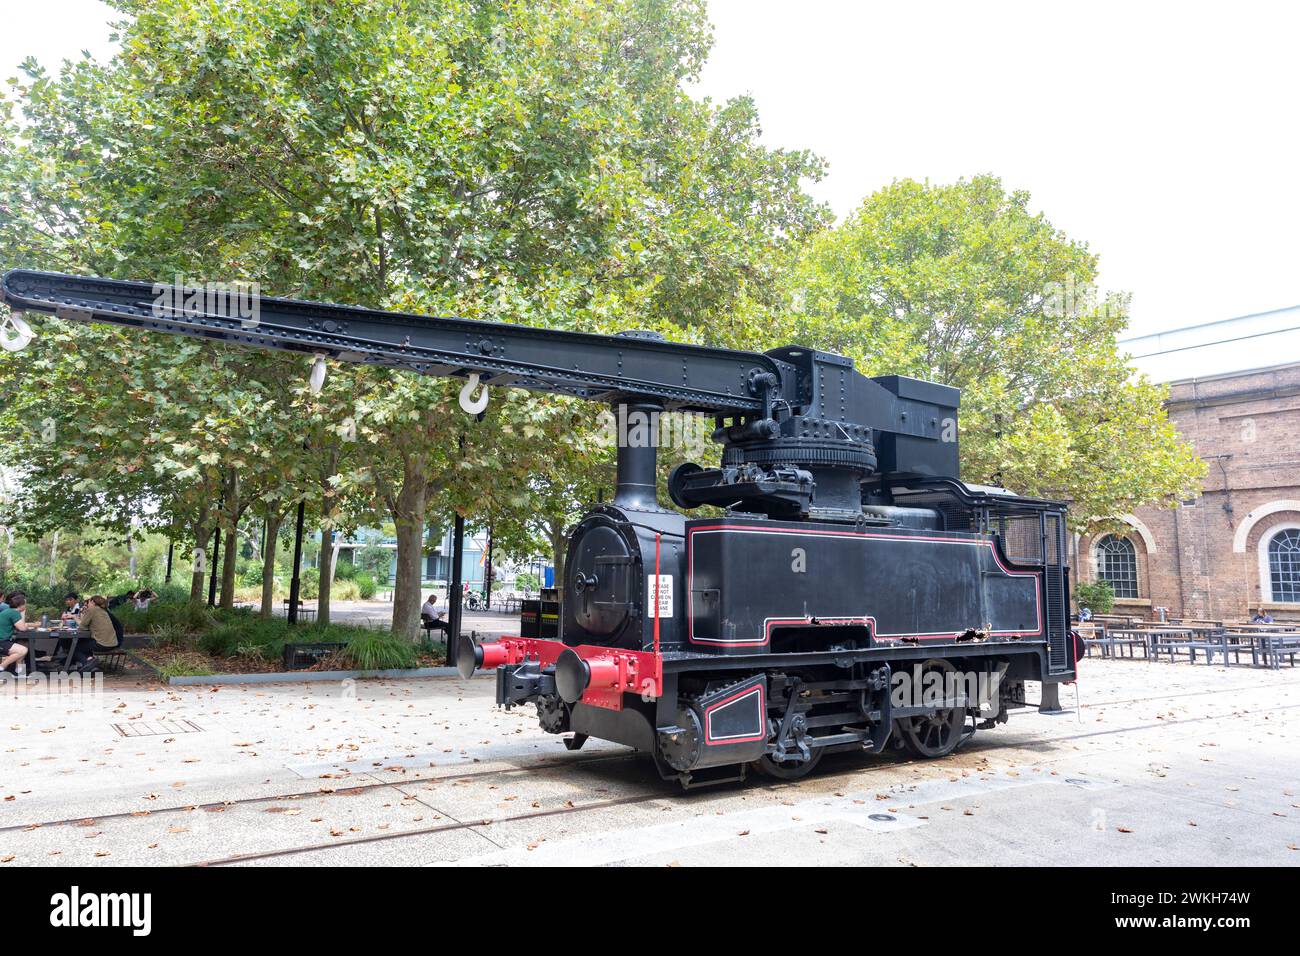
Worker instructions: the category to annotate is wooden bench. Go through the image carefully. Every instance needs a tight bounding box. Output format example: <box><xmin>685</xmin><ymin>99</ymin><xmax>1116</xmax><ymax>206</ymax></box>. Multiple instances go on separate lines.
<box><xmin>1084</xmin><ymin>626</ymin><xmax>1151</xmax><ymax>660</ymax></box>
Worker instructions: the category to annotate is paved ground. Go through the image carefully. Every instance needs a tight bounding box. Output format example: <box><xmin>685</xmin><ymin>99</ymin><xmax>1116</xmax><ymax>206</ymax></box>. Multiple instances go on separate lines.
<box><xmin>1</xmin><ymin>658</ymin><xmax>1297</xmax><ymax>866</ymax></box>
<box><xmin>273</xmin><ymin>600</ymin><xmax>522</xmax><ymax>639</ymax></box>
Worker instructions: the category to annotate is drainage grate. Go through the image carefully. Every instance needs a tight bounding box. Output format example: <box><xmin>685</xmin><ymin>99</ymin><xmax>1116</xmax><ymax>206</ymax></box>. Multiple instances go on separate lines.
<box><xmin>113</xmin><ymin>719</ymin><xmax>204</xmax><ymax>738</ymax></box>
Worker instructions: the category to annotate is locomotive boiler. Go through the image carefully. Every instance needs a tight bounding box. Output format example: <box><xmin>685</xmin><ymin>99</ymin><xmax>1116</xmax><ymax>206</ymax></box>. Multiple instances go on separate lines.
<box><xmin>1</xmin><ymin>269</ymin><xmax>1078</xmax><ymax>787</ymax></box>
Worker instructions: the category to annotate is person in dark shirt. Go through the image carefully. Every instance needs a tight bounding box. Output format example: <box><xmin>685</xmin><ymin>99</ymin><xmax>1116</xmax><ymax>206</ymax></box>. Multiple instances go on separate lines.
<box><xmin>61</xmin><ymin>592</ymin><xmax>83</xmax><ymax>625</ymax></box>
<box><xmin>107</xmin><ymin>590</ymin><xmax>135</xmax><ymax>610</ymax></box>
<box><xmin>1250</xmin><ymin>610</ymin><xmax>1274</xmax><ymax>624</ymax></box>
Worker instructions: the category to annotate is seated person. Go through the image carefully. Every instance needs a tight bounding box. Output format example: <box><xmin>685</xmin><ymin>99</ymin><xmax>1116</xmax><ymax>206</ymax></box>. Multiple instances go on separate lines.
<box><xmin>1250</xmin><ymin>610</ymin><xmax>1274</xmax><ymax>624</ymax></box>
<box><xmin>420</xmin><ymin>592</ymin><xmax>450</xmax><ymax>637</ymax></box>
<box><xmin>133</xmin><ymin>588</ymin><xmax>156</xmax><ymax>611</ymax></box>
<box><xmin>107</xmin><ymin>590</ymin><xmax>135</xmax><ymax>610</ymax></box>
<box><xmin>0</xmin><ymin>592</ymin><xmax>34</xmax><ymax>674</ymax></box>
<box><xmin>64</xmin><ymin>595</ymin><xmax>119</xmax><ymax>669</ymax></box>
<box><xmin>61</xmin><ymin>592</ymin><xmax>83</xmax><ymax>624</ymax></box>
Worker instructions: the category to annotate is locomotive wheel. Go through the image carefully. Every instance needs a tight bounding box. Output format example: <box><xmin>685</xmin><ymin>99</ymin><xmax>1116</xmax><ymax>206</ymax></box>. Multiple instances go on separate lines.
<box><xmin>897</xmin><ymin>659</ymin><xmax>966</xmax><ymax>758</ymax></box>
<box><xmin>750</xmin><ymin>748</ymin><xmax>823</xmax><ymax>780</ymax></box>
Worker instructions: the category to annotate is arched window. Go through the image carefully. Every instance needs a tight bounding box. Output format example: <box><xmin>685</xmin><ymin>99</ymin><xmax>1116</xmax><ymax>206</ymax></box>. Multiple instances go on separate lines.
<box><xmin>1096</xmin><ymin>535</ymin><xmax>1138</xmax><ymax>599</ymax></box>
<box><xmin>1268</xmin><ymin>528</ymin><xmax>1300</xmax><ymax>603</ymax></box>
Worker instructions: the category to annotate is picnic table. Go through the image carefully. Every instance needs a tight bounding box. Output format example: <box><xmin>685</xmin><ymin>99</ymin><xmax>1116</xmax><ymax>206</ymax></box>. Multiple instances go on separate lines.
<box><xmin>10</xmin><ymin>627</ymin><xmax>125</xmax><ymax>673</ymax></box>
<box><xmin>1224</xmin><ymin>629</ymin><xmax>1300</xmax><ymax>670</ymax></box>
<box><xmin>1087</xmin><ymin>626</ymin><xmax>1154</xmax><ymax>660</ymax></box>
<box><xmin>1082</xmin><ymin>617</ymin><xmax>1299</xmax><ymax>669</ymax></box>
<box><xmin>11</xmin><ymin>628</ymin><xmax>76</xmax><ymax>673</ymax></box>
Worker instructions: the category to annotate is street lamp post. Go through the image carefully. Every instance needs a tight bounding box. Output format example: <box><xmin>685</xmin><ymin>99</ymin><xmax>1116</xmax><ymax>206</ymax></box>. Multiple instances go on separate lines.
<box><xmin>287</xmin><ymin>499</ymin><xmax>306</xmax><ymax>626</ymax></box>
<box><xmin>447</xmin><ymin>513</ymin><xmax>465</xmax><ymax>666</ymax></box>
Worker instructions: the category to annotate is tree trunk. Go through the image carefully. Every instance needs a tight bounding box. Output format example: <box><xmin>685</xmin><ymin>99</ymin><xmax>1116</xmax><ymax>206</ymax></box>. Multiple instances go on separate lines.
<box><xmin>391</xmin><ymin>467</ymin><xmax>428</xmax><ymax>639</ymax></box>
<box><xmin>549</xmin><ymin>519</ymin><xmax>566</xmax><ymax>590</ymax></box>
<box><xmin>189</xmin><ymin>524</ymin><xmax>212</xmax><ymax>605</ymax></box>
<box><xmin>47</xmin><ymin>530</ymin><xmax>60</xmax><ymax>587</ymax></box>
<box><xmin>0</xmin><ymin>527</ymin><xmax>12</xmax><ymax>579</ymax></box>
<box><xmin>219</xmin><ymin>470</ymin><xmax>240</xmax><ymax>610</ymax></box>
<box><xmin>317</xmin><ymin>527</ymin><xmax>335</xmax><ymax>626</ymax></box>
<box><xmin>259</xmin><ymin>511</ymin><xmax>283</xmax><ymax>618</ymax></box>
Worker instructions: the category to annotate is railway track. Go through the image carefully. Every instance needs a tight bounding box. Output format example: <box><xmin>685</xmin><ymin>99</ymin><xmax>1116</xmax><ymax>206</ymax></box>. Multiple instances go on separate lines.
<box><xmin>183</xmin><ymin>694</ymin><xmax>1300</xmax><ymax>866</ymax></box>
<box><xmin>0</xmin><ymin>749</ymin><xmax>643</xmax><ymax>835</ymax></box>
<box><xmin>7</xmin><ymin>681</ymin><xmax>1296</xmax><ymax>866</ymax></box>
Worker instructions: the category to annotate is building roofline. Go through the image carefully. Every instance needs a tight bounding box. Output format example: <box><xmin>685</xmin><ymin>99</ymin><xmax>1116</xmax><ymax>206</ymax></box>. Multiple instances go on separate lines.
<box><xmin>1120</xmin><ymin>302</ymin><xmax>1300</xmax><ymax>345</ymax></box>
<box><xmin>1162</xmin><ymin>358</ymin><xmax>1300</xmax><ymax>387</ymax></box>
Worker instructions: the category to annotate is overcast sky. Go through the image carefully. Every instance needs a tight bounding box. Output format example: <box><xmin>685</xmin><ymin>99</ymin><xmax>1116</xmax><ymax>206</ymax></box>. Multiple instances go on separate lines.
<box><xmin>3</xmin><ymin>0</ymin><xmax>1299</xmax><ymax>337</ymax></box>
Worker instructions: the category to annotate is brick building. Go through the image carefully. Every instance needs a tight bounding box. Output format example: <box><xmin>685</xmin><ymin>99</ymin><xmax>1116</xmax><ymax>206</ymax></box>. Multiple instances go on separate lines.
<box><xmin>1075</xmin><ymin>307</ymin><xmax>1300</xmax><ymax>623</ymax></box>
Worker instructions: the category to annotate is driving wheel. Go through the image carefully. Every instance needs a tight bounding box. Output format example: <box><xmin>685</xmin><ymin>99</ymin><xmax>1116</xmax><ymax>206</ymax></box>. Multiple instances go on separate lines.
<box><xmin>897</xmin><ymin>659</ymin><xmax>967</xmax><ymax>758</ymax></box>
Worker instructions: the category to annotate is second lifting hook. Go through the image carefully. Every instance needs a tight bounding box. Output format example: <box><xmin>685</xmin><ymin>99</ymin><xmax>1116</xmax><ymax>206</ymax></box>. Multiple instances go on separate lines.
<box><xmin>0</xmin><ymin>312</ymin><xmax>35</xmax><ymax>352</ymax></box>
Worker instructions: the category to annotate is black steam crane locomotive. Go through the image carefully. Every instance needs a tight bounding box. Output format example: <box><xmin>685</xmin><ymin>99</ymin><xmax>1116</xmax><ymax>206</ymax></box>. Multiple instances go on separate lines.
<box><xmin>1</xmin><ymin>270</ymin><xmax>1077</xmax><ymax>786</ymax></box>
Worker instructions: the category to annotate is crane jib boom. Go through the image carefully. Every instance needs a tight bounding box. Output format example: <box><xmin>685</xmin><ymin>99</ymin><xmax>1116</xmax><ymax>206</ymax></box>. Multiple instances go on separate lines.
<box><xmin>1</xmin><ymin>268</ymin><xmax>963</xmax><ymax>518</ymax></box>
<box><xmin>1</xmin><ymin>270</ymin><xmax>780</xmax><ymax>416</ymax></box>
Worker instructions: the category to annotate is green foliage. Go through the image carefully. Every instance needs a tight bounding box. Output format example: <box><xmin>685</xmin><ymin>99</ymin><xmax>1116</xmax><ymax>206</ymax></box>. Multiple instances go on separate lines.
<box><xmin>197</xmin><ymin>622</ymin><xmax>246</xmax><ymax>657</ymax></box>
<box><xmin>156</xmin><ymin>654</ymin><xmax>214</xmax><ymax>679</ymax></box>
<box><xmin>236</xmin><ymin>559</ymin><xmax>263</xmax><ymax>588</ymax></box>
<box><xmin>339</xmin><ymin>629</ymin><xmax>418</xmax><ymax>671</ymax></box>
<box><xmin>152</xmin><ymin>583</ymin><xmax>191</xmax><ymax>606</ymax></box>
<box><xmin>0</xmin><ymin>579</ymin><xmax>66</xmax><ymax>611</ymax></box>
<box><xmin>414</xmin><ymin>634</ymin><xmax>443</xmax><ymax>658</ymax></box>
<box><xmin>131</xmin><ymin>595</ymin><xmax>416</xmax><ymax>670</ymax></box>
<box><xmin>353</xmin><ymin>571</ymin><xmax>378</xmax><ymax>600</ymax></box>
<box><xmin>778</xmin><ymin>175</ymin><xmax>1205</xmax><ymax>526</ymax></box>
<box><xmin>355</xmin><ymin>544</ymin><xmax>392</xmax><ymax>578</ymax></box>
<box><xmin>1074</xmin><ymin>579</ymin><xmax>1116</xmax><ymax>614</ymax></box>
<box><xmin>149</xmin><ymin>622</ymin><xmax>191</xmax><ymax>649</ymax></box>
<box><xmin>331</xmin><ymin>579</ymin><xmax>361</xmax><ymax>601</ymax></box>
<box><xmin>120</xmin><ymin>600</ymin><xmax>216</xmax><ymax>636</ymax></box>
<box><xmin>0</xmin><ymin>0</ymin><xmax>825</xmax><ymax>635</ymax></box>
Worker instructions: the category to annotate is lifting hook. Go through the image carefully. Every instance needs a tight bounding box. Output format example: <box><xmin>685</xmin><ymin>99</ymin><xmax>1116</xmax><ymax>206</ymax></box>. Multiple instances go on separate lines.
<box><xmin>458</xmin><ymin>372</ymin><xmax>490</xmax><ymax>414</ymax></box>
<box><xmin>0</xmin><ymin>312</ymin><xmax>35</xmax><ymax>352</ymax></box>
<box><xmin>309</xmin><ymin>354</ymin><xmax>327</xmax><ymax>395</ymax></box>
